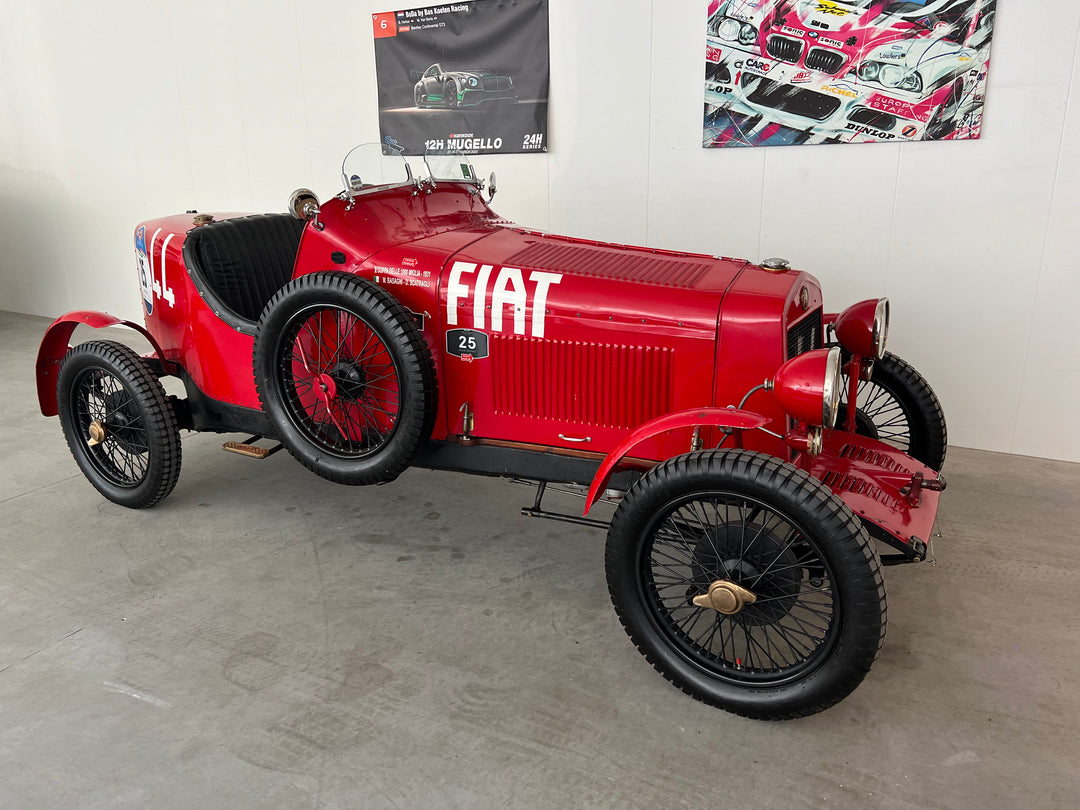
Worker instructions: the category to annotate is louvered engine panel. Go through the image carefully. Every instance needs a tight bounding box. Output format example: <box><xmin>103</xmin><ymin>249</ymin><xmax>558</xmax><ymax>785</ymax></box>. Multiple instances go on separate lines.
<box><xmin>504</xmin><ymin>242</ymin><xmax>710</xmax><ymax>289</ymax></box>
<box><xmin>492</xmin><ymin>335</ymin><xmax>673</xmax><ymax>430</ymax></box>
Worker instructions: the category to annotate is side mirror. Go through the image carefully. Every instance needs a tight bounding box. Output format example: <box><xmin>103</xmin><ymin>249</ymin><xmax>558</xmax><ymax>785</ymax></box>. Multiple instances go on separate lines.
<box><xmin>487</xmin><ymin>171</ymin><xmax>497</xmax><ymax>202</ymax></box>
<box><xmin>288</xmin><ymin>188</ymin><xmax>323</xmax><ymax>230</ymax></box>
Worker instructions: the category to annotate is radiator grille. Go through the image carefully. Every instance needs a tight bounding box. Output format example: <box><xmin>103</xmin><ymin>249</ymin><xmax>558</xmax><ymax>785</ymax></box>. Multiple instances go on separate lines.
<box><xmin>744</xmin><ymin>77</ymin><xmax>841</xmax><ymax>121</ymax></box>
<box><xmin>491</xmin><ymin>336</ymin><xmax>673</xmax><ymax>430</ymax></box>
<box><xmin>787</xmin><ymin>309</ymin><xmax>823</xmax><ymax>359</ymax></box>
<box><xmin>849</xmin><ymin>107</ymin><xmax>897</xmax><ymax>131</ymax></box>
<box><xmin>504</xmin><ymin>243</ymin><xmax>710</xmax><ymax>289</ymax></box>
<box><xmin>766</xmin><ymin>36</ymin><xmax>804</xmax><ymax>63</ymax></box>
<box><xmin>482</xmin><ymin>76</ymin><xmax>511</xmax><ymax>91</ymax></box>
<box><xmin>707</xmin><ymin>61</ymin><xmax>732</xmax><ymax>84</ymax></box>
<box><xmin>805</xmin><ymin>48</ymin><xmax>845</xmax><ymax>74</ymax></box>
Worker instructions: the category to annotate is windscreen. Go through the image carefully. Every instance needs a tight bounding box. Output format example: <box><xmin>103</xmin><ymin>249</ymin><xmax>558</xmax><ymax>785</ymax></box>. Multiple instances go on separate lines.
<box><xmin>340</xmin><ymin>143</ymin><xmax>411</xmax><ymax>194</ymax></box>
<box><xmin>423</xmin><ymin>149</ymin><xmax>480</xmax><ymax>184</ymax></box>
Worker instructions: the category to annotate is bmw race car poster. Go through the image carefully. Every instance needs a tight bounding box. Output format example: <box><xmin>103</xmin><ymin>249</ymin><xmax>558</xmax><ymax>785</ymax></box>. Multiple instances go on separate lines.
<box><xmin>372</xmin><ymin>0</ymin><xmax>549</xmax><ymax>155</ymax></box>
<box><xmin>703</xmin><ymin>0</ymin><xmax>995</xmax><ymax>148</ymax></box>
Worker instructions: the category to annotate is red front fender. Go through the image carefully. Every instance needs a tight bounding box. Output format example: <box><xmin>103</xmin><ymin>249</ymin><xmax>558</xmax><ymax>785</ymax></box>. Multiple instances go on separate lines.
<box><xmin>35</xmin><ymin>310</ymin><xmax>174</xmax><ymax>416</ymax></box>
<box><xmin>583</xmin><ymin>407</ymin><xmax>770</xmax><ymax>515</ymax></box>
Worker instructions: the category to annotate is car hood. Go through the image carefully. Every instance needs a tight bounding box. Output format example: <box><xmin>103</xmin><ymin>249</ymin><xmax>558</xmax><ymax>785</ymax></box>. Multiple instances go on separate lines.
<box><xmin>864</xmin><ymin>31</ymin><xmax>976</xmax><ymax>75</ymax></box>
<box><xmin>443</xmin><ymin>68</ymin><xmax>508</xmax><ymax>80</ymax></box>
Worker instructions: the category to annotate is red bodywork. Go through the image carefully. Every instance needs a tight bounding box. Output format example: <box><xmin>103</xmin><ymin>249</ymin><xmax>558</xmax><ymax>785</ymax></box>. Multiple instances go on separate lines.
<box><xmin>36</xmin><ymin>179</ymin><xmax>940</xmax><ymax>555</ymax></box>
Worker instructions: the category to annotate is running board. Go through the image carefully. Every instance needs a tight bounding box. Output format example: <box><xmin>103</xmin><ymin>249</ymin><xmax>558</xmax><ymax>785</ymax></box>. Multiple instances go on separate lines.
<box><xmin>223</xmin><ymin>435</ymin><xmax>283</xmax><ymax>460</ymax></box>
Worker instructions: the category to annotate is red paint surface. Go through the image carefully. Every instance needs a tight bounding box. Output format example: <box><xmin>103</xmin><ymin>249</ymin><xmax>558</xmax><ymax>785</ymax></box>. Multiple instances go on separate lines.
<box><xmin>39</xmin><ymin>180</ymin><xmax>941</xmax><ymax>543</ymax></box>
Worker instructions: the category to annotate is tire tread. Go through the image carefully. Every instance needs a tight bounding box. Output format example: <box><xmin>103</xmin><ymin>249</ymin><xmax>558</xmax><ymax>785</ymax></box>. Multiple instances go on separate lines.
<box><xmin>57</xmin><ymin>340</ymin><xmax>182</xmax><ymax>508</ymax></box>
<box><xmin>253</xmin><ymin>271</ymin><xmax>437</xmax><ymax>486</ymax></box>
<box><xmin>606</xmin><ymin>448</ymin><xmax>886</xmax><ymax>720</ymax></box>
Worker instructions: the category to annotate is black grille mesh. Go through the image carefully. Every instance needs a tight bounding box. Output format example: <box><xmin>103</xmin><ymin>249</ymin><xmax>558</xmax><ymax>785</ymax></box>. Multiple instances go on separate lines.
<box><xmin>787</xmin><ymin>309</ymin><xmax>823</xmax><ymax>359</ymax></box>
<box><xmin>849</xmin><ymin>107</ymin><xmax>897</xmax><ymax>130</ymax></box>
<box><xmin>805</xmin><ymin>48</ymin><xmax>845</xmax><ymax>74</ymax></box>
<box><xmin>766</xmin><ymin>36</ymin><xmax>804</xmax><ymax>63</ymax></box>
<box><xmin>707</xmin><ymin>61</ymin><xmax>732</xmax><ymax>84</ymax></box>
<box><xmin>744</xmin><ymin>77</ymin><xmax>841</xmax><ymax>121</ymax></box>
<box><xmin>481</xmin><ymin>76</ymin><xmax>511</xmax><ymax>91</ymax></box>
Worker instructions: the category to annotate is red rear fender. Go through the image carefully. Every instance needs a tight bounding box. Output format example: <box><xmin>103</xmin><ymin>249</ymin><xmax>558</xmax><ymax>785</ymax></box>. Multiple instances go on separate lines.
<box><xmin>583</xmin><ymin>407</ymin><xmax>770</xmax><ymax>515</ymax></box>
<box><xmin>36</xmin><ymin>311</ymin><xmax>174</xmax><ymax>416</ymax></box>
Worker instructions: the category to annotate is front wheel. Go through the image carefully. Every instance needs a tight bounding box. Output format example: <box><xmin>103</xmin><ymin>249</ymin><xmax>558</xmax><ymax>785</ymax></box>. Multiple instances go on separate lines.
<box><xmin>606</xmin><ymin>450</ymin><xmax>886</xmax><ymax>720</ymax></box>
<box><xmin>57</xmin><ymin>341</ymin><xmax>182</xmax><ymax>508</ymax></box>
<box><xmin>444</xmin><ymin>81</ymin><xmax>458</xmax><ymax>108</ymax></box>
<box><xmin>840</xmin><ymin>351</ymin><xmax>947</xmax><ymax>471</ymax></box>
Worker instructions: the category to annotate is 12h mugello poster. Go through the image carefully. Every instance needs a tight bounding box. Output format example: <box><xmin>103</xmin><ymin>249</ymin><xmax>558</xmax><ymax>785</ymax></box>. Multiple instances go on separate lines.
<box><xmin>373</xmin><ymin>0</ymin><xmax>549</xmax><ymax>156</ymax></box>
<box><xmin>703</xmin><ymin>0</ymin><xmax>995</xmax><ymax>148</ymax></box>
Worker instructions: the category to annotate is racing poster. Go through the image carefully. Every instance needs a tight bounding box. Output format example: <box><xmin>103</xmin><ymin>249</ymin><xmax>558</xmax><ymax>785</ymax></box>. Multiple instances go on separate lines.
<box><xmin>703</xmin><ymin>1</ymin><xmax>995</xmax><ymax>147</ymax></box>
<box><xmin>372</xmin><ymin>1</ymin><xmax>549</xmax><ymax>155</ymax></box>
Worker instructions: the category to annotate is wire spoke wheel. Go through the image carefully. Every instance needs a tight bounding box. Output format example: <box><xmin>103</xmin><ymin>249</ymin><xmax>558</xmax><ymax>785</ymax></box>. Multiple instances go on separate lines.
<box><xmin>277</xmin><ymin>305</ymin><xmax>403</xmax><ymax>459</ymax></box>
<box><xmin>72</xmin><ymin>367</ymin><xmax>152</xmax><ymax>485</ymax></box>
<box><xmin>839</xmin><ymin>351</ymin><xmax>948</xmax><ymax>471</ymax></box>
<box><xmin>57</xmin><ymin>341</ymin><xmax>181</xmax><ymax>508</ymax></box>
<box><xmin>644</xmin><ymin>493</ymin><xmax>838</xmax><ymax>685</ymax></box>
<box><xmin>254</xmin><ymin>272</ymin><xmax>437</xmax><ymax>486</ymax></box>
<box><xmin>606</xmin><ymin>450</ymin><xmax>885</xmax><ymax>720</ymax></box>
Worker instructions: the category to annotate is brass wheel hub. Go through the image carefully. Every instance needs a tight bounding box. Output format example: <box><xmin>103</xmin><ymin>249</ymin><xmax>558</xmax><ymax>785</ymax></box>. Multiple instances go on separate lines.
<box><xmin>692</xmin><ymin>579</ymin><xmax>758</xmax><ymax>615</ymax></box>
<box><xmin>87</xmin><ymin>420</ymin><xmax>106</xmax><ymax>447</ymax></box>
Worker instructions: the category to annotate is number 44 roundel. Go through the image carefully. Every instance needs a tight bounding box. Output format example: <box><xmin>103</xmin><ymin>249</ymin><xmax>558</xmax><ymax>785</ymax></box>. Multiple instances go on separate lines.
<box><xmin>446</xmin><ymin>329</ymin><xmax>489</xmax><ymax>362</ymax></box>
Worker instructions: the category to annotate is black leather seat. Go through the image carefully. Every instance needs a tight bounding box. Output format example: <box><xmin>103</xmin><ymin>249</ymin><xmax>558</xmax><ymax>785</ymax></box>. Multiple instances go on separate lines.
<box><xmin>185</xmin><ymin>214</ymin><xmax>306</xmax><ymax>323</ymax></box>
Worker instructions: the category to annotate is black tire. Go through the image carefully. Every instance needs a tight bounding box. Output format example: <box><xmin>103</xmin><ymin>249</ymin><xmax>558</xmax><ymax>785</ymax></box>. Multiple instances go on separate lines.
<box><xmin>253</xmin><ymin>272</ymin><xmax>437</xmax><ymax>485</ymax></box>
<box><xmin>57</xmin><ymin>340</ymin><xmax>181</xmax><ymax>508</ymax></box>
<box><xmin>606</xmin><ymin>449</ymin><xmax>886</xmax><ymax>720</ymax></box>
<box><xmin>414</xmin><ymin>86</ymin><xmax>426</xmax><ymax>108</ymax></box>
<box><xmin>839</xmin><ymin>351</ymin><xmax>947</xmax><ymax>471</ymax></box>
<box><xmin>444</xmin><ymin>81</ymin><xmax>458</xmax><ymax>109</ymax></box>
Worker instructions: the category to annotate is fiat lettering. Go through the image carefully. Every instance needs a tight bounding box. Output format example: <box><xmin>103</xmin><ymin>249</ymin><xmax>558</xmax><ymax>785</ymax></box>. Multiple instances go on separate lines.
<box><xmin>446</xmin><ymin>261</ymin><xmax>563</xmax><ymax>338</ymax></box>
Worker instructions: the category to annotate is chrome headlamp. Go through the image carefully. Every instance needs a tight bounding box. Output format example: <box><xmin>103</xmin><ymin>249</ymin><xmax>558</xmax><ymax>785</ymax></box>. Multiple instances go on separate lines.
<box><xmin>834</xmin><ymin>298</ymin><xmax>889</xmax><ymax>360</ymax></box>
<box><xmin>770</xmin><ymin>347</ymin><xmax>844</xmax><ymax>429</ymax></box>
<box><xmin>858</xmin><ymin>61</ymin><xmax>922</xmax><ymax>94</ymax></box>
<box><xmin>872</xmin><ymin>298</ymin><xmax>890</xmax><ymax>360</ymax></box>
<box><xmin>822</xmin><ymin>346</ymin><xmax>842</xmax><ymax>428</ymax></box>
<box><xmin>714</xmin><ymin>16</ymin><xmax>758</xmax><ymax>46</ymax></box>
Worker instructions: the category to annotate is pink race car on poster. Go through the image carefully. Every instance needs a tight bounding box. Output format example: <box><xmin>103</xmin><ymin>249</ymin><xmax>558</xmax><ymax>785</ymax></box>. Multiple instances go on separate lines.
<box><xmin>704</xmin><ymin>0</ymin><xmax>995</xmax><ymax>146</ymax></box>
<box><xmin>36</xmin><ymin>145</ymin><xmax>947</xmax><ymax>719</ymax></box>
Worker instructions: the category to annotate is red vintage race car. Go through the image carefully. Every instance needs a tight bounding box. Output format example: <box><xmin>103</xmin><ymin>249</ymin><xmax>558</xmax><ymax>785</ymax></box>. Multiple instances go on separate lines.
<box><xmin>35</xmin><ymin>144</ymin><xmax>946</xmax><ymax>720</ymax></box>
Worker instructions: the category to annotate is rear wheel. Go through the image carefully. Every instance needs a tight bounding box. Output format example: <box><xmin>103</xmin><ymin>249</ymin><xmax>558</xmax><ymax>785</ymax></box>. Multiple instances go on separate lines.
<box><xmin>57</xmin><ymin>341</ymin><xmax>181</xmax><ymax>508</ymax></box>
<box><xmin>839</xmin><ymin>351</ymin><xmax>947</xmax><ymax>471</ymax></box>
<box><xmin>606</xmin><ymin>449</ymin><xmax>886</xmax><ymax>720</ymax></box>
<box><xmin>254</xmin><ymin>272</ymin><xmax>436</xmax><ymax>485</ymax></box>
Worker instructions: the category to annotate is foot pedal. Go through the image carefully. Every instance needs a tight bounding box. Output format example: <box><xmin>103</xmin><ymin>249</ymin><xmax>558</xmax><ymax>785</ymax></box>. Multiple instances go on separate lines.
<box><xmin>223</xmin><ymin>435</ymin><xmax>282</xmax><ymax>460</ymax></box>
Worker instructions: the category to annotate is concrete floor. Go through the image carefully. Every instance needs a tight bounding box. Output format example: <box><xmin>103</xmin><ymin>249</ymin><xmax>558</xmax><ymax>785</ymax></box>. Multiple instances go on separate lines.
<box><xmin>1</xmin><ymin>309</ymin><xmax>1078</xmax><ymax>809</ymax></box>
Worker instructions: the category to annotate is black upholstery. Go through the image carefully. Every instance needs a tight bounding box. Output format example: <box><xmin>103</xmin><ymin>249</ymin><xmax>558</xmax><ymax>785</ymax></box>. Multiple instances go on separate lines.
<box><xmin>186</xmin><ymin>214</ymin><xmax>305</xmax><ymax>323</ymax></box>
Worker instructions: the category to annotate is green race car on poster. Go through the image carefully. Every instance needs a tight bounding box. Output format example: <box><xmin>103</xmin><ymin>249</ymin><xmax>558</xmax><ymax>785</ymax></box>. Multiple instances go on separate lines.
<box><xmin>411</xmin><ymin>63</ymin><xmax>518</xmax><ymax>108</ymax></box>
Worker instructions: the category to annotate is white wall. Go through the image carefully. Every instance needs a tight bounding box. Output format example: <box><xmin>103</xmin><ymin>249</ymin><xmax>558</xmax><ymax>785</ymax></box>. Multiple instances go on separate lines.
<box><xmin>2</xmin><ymin>0</ymin><xmax>1079</xmax><ymax>463</ymax></box>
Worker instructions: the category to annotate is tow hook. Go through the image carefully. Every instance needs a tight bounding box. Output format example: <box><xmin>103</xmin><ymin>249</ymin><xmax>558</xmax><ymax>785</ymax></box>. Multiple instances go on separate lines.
<box><xmin>900</xmin><ymin>472</ymin><xmax>947</xmax><ymax>506</ymax></box>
